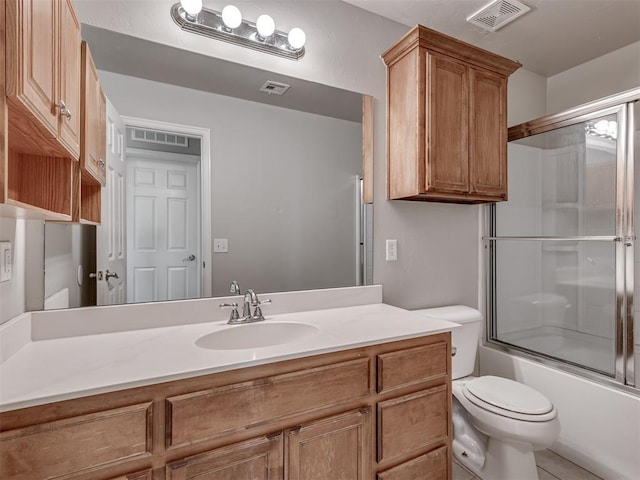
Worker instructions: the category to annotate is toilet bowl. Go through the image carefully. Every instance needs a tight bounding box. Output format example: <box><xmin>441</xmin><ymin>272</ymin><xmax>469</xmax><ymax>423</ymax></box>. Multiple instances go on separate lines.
<box><xmin>413</xmin><ymin>306</ymin><xmax>560</xmax><ymax>480</ymax></box>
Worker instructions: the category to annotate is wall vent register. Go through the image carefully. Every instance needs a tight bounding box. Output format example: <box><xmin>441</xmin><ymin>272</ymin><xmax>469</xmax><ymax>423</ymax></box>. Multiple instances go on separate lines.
<box><xmin>130</xmin><ymin>128</ymin><xmax>189</xmax><ymax>148</ymax></box>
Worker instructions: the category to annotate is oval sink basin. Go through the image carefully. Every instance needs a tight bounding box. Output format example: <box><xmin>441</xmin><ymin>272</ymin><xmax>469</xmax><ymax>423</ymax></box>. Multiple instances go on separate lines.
<box><xmin>196</xmin><ymin>322</ymin><xmax>320</xmax><ymax>350</ymax></box>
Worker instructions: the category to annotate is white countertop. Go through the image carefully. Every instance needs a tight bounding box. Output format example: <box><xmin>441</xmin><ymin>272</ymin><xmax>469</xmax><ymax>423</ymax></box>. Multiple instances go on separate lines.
<box><xmin>0</xmin><ymin>289</ymin><xmax>458</xmax><ymax>412</ymax></box>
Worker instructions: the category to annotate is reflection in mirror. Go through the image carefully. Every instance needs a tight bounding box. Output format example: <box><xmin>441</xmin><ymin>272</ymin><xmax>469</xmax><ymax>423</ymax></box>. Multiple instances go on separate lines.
<box><xmin>40</xmin><ymin>26</ymin><xmax>372</xmax><ymax>311</ymax></box>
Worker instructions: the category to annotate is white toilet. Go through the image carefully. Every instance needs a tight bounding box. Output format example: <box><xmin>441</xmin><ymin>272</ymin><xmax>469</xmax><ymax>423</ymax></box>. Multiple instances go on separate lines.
<box><xmin>414</xmin><ymin>306</ymin><xmax>560</xmax><ymax>480</ymax></box>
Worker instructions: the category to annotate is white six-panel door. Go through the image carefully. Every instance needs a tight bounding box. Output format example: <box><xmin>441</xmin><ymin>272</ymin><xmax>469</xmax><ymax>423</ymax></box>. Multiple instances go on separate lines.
<box><xmin>126</xmin><ymin>152</ymin><xmax>200</xmax><ymax>303</ymax></box>
<box><xmin>96</xmin><ymin>99</ymin><xmax>126</xmax><ymax>305</ymax></box>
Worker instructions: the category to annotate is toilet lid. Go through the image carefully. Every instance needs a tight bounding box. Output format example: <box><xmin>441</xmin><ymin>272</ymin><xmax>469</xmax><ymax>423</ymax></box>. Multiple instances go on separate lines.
<box><xmin>464</xmin><ymin>376</ymin><xmax>553</xmax><ymax>416</ymax></box>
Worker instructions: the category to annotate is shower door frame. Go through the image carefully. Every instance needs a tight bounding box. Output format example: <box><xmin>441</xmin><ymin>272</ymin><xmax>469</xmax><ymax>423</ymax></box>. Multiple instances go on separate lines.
<box><xmin>484</xmin><ymin>87</ymin><xmax>640</xmax><ymax>391</ymax></box>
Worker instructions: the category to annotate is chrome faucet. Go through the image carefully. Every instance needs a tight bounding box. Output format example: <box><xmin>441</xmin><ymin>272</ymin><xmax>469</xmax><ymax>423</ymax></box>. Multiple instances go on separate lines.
<box><xmin>243</xmin><ymin>289</ymin><xmax>258</xmax><ymax>319</ymax></box>
<box><xmin>220</xmin><ymin>282</ymin><xmax>271</xmax><ymax>324</ymax></box>
<box><xmin>229</xmin><ymin>280</ymin><xmax>241</xmax><ymax>295</ymax></box>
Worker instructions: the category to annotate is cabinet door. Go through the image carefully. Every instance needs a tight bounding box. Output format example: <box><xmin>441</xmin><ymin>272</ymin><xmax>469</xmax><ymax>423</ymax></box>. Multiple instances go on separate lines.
<box><xmin>7</xmin><ymin>0</ymin><xmax>58</xmax><ymax>136</ymax></box>
<box><xmin>377</xmin><ymin>446</ymin><xmax>448</xmax><ymax>480</ymax></box>
<box><xmin>57</xmin><ymin>0</ymin><xmax>81</xmax><ymax>159</ymax></box>
<box><xmin>81</xmin><ymin>42</ymin><xmax>103</xmax><ymax>184</ymax></box>
<box><xmin>426</xmin><ymin>53</ymin><xmax>469</xmax><ymax>195</ymax></box>
<box><xmin>469</xmin><ymin>68</ymin><xmax>507</xmax><ymax>199</ymax></box>
<box><xmin>165</xmin><ymin>434</ymin><xmax>283</xmax><ymax>480</ymax></box>
<box><xmin>286</xmin><ymin>409</ymin><xmax>372</xmax><ymax>480</ymax></box>
<box><xmin>96</xmin><ymin>86</ymin><xmax>107</xmax><ymax>185</ymax></box>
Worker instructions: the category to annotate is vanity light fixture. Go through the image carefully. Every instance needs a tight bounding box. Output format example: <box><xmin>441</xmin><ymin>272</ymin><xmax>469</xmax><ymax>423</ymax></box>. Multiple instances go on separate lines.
<box><xmin>171</xmin><ymin>2</ymin><xmax>306</xmax><ymax>60</ymax></box>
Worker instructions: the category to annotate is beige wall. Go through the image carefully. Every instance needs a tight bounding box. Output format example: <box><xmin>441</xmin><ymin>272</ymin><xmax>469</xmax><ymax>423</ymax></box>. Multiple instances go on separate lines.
<box><xmin>547</xmin><ymin>40</ymin><xmax>640</xmax><ymax>114</ymax></box>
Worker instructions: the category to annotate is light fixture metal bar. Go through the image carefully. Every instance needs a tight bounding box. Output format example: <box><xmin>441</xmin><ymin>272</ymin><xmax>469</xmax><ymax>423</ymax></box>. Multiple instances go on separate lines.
<box><xmin>170</xmin><ymin>4</ymin><xmax>305</xmax><ymax>61</ymax></box>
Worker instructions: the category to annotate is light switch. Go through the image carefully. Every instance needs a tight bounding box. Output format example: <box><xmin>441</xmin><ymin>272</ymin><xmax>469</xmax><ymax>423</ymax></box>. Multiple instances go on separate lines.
<box><xmin>0</xmin><ymin>241</ymin><xmax>12</xmax><ymax>282</ymax></box>
<box><xmin>213</xmin><ymin>238</ymin><xmax>229</xmax><ymax>253</ymax></box>
<box><xmin>385</xmin><ymin>239</ymin><xmax>398</xmax><ymax>261</ymax></box>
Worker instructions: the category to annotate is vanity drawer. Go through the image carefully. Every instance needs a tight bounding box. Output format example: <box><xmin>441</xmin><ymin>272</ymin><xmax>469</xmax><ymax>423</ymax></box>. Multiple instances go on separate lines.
<box><xmin>166</xmin><ymin>358</ymin><xmax>370</xmax><ymax>447</ymax></box>
<box><xmin>377</xmin><ymin>445</ymin><xmax>448</xmax><ymax>480</ymax></box>
<box><xmin>0</xmin><ymin>402</ymin><xmax>153</xmax><ymax>480</ymax></box>
<box><xmin>377</xmin><ymin>341</ymin><xmax>448</xmax><ymax>394</ymax></box>
<box><xmin>377</xmin><ymin>385</ymin><xmax>448</xmax><ymax>463</ymax></box>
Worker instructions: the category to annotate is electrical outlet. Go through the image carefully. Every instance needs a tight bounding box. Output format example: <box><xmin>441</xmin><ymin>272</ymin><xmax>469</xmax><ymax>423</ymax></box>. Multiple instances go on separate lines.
<box><xmin>213</xmin><ymin>238</ymin><xmax>229</xmax><ymax>253</ymax></box>
<box><xmin>385</xmin><ymin>239</ymin><xmax>398</xmax><ymax>261</ymax></box>
<box><xmin>0</xmin><ymin>241</ymin><xmax>12</xmax><ymax>282</ymax></box>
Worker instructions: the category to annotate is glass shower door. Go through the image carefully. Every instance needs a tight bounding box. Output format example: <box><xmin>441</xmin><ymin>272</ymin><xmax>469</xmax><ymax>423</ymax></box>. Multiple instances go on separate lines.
<box><xmin>488</xmin><ymin>105</ymin><xmax>628</xmax><ymax>380</ymax></box>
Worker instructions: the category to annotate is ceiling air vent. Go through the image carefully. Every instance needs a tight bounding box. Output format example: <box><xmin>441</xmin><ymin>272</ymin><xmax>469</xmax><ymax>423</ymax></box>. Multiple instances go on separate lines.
<box><xmin>259</xmin><ymin>80</ymin><xmax>291</xmax><ymax>96</ymax></box>
<box><xmin>467</xmin><ymin>0</ymin><xmax>531</xmax><ymax>32</ymax></box>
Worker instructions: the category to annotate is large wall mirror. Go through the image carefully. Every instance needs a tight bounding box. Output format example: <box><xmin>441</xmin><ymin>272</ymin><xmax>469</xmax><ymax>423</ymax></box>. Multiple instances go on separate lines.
<box><xmin>40</xmin><ymin>26</ymin><xmax>372</xmax><ymax>311</ymax></box>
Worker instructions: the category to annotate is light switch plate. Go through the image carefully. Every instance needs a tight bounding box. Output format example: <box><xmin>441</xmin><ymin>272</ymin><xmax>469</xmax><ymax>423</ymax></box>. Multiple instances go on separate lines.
<box><xmin>385</xmin><ymin>239</ymin><xmax>398</xmax><ymax>261</ymax></box>
<box><xmin>0</xmin><ymin>241</ymin><xmax>12</xmax><ymax>282</ymax></box>
<box><xmin>213</xmin><ymin>238</ymin><xmax>229</xmax><ymax>253</ymax></box>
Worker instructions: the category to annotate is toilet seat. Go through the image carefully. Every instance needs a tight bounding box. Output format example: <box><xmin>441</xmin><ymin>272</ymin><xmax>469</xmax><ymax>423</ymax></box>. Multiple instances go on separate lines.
<box><xmin>462</xmin><ymin>376</ymin><xmax>556</xmax><ymax>422</ymax></box>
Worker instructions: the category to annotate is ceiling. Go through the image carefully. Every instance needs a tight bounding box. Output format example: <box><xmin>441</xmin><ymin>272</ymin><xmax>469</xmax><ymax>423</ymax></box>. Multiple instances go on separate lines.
<box><xmin>342</xmin><ymin>0</ymin><xmax>640</xmax><ymax>76</ymax></box>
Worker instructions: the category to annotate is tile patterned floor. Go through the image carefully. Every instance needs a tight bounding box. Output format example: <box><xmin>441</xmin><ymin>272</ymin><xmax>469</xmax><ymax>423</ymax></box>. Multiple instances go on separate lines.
<box><xmin>453</xmin><ymin>449</ymin><xmax>603</xmax><ymax>480</ymax></box>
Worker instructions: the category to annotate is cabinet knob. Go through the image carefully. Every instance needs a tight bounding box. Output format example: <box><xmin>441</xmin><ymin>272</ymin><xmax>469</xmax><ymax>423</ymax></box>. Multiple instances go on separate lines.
<box><xmin>98</xmin><ymin>159</ymin><xmax>105</xmax><ymax>167</ymax></box>
<box><xmin>57</xmin><ymin>101</ymin><xmax>72</xmax><ymax>120</ymax></box>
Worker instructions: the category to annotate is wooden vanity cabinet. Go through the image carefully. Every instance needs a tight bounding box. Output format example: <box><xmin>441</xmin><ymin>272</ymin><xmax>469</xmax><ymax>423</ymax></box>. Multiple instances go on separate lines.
<box><xmin>382</xmin><ymin>25</ymin><xmax>520</xmax><ymax>204</ymax></box>
<box><xmin>0</xmin><ymin>333</ymin><xmax>451</xmax><ymax>480</ymax></box>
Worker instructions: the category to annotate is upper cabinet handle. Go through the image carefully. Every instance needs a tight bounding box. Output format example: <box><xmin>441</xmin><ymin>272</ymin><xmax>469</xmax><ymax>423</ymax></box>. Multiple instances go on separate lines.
<box><xmin>57</xmin><ymin>100</ymin><xmax>72</xmax><ymax>120</ymax></box>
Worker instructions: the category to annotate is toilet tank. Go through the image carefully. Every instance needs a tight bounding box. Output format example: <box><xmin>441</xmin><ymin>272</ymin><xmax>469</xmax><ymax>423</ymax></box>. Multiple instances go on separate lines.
<box><xmin>412</xmin><ymin>306</ymin><xmax>483</xmax><ymax>380</ymax></box>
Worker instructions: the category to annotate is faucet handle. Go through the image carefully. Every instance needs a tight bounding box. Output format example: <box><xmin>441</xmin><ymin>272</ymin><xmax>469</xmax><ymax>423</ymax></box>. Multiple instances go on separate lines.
<box><xmin>251</xmin><ymin>298</ymin><xmax>272</xmax><ymax>307</ymax></box>
<box><xmin>219</xmin><ymin>302</ymin><xmax>240</xmax><ymax>322</ymax></box>
<box><xmin>251</xmin><ymin>298</ymin><xmax>271</xmax><ymax>321</ymax></box>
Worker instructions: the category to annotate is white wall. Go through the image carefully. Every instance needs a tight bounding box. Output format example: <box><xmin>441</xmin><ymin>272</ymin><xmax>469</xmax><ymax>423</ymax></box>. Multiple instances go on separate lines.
<box><xmin>99</xmin><ymin>71</ymin><xmax>362</xmax><ymax>296</ymax></box>
<box><xmin>547</xmin><ymin>40</ymin><xmax>640</xmax><ymax>114</ymax></box>
<box><xmin>0</xmin><ymin>219</ymin><xmax>26</xmax><ymax>323</ymax></box>
<box><xmin>507</xmin><ymin>68</ymin><xmax>548</xmax><ymax>127</ymax></box>
<box><xmin>0</xmin><ymin>218</ymin><xmax>45</xmax><ymax>324</ymax></box>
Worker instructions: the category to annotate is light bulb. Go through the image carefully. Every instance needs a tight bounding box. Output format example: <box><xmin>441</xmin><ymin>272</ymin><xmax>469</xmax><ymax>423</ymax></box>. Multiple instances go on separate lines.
<box><xmin>180</xmin><ymin>0</ymin><xmax>202</xmax><ymax>17</ymax></box>
<box><xmin>287</xmin><ymin>27</ymin><xmax>306</xmax><ymax>50</ymax></box>
<box><xmin>256</xmin><ymin>14</ymin><xmax>275</xmax><ymax>38</ymax></box>
<box><xmin>221</xmin><ymin>5</ymin><xmax>242</xmax><ymax>29</ymax></box>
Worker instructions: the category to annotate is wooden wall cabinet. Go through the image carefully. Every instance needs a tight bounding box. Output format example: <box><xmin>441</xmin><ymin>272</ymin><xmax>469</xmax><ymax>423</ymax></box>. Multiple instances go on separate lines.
<box><xmin>382</xmin><ymin>25</ymin><xmax>521</xmax><ymax>204</ymax></box>
<box><xmin>0</xmin><ymin>333</ymin><xmax>452</xmax><ymax>480</ymax></box>
<box><xmin>1</xmin><ymin>0</ymin><xmax>105</xmax><ymax>222</ymax></box>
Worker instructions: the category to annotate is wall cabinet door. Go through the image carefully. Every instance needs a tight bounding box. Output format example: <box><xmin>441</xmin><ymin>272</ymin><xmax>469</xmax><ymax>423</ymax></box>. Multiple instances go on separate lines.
<box><xmin>427</xmin><ymin>53</ymin><xmax>469</xmax><ymax>195</ymax></box>
<box><xmin>7</xmin><ymin>0</ymin><xmax>58</xmax><ymax>136</ymax></box>
<box><xmin>286</xmin><ymin>409</ymin><xmax>372</xmax><ymax>480</ymax></box>
<box><xmin>57</xmin><ymin>0</ymin><xmax>81</xmax><ymax>157</ymax></box>
<box><xmin>165</xmin><ymin>434</ymin><xmax>283</xmax><ymax>479</ymax></box>
<box><xmin>469</xmin><ymin>68</ymin><xmax>507</xmax><ymax>199</ymax></box>
<box><xmin>81</xmin><ymin>41</ymin><xmax>106</xmax><ymax>186</ymax></box>
<box><xmin>6</xmin><ymin>0</ymin><xmax>81</xmax><ymax>159</ymax></box>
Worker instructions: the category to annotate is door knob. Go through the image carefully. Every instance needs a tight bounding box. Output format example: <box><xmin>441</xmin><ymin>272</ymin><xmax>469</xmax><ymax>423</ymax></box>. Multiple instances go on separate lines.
<box><xmin>183</xmin><ymin>254</ymin><xmax>196</xmax><ymax>262</ymax></box>
<box><xmin>105</xmin><ymin>270</ymin><xmax>119</xmax><ymax>280</ymax></box>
